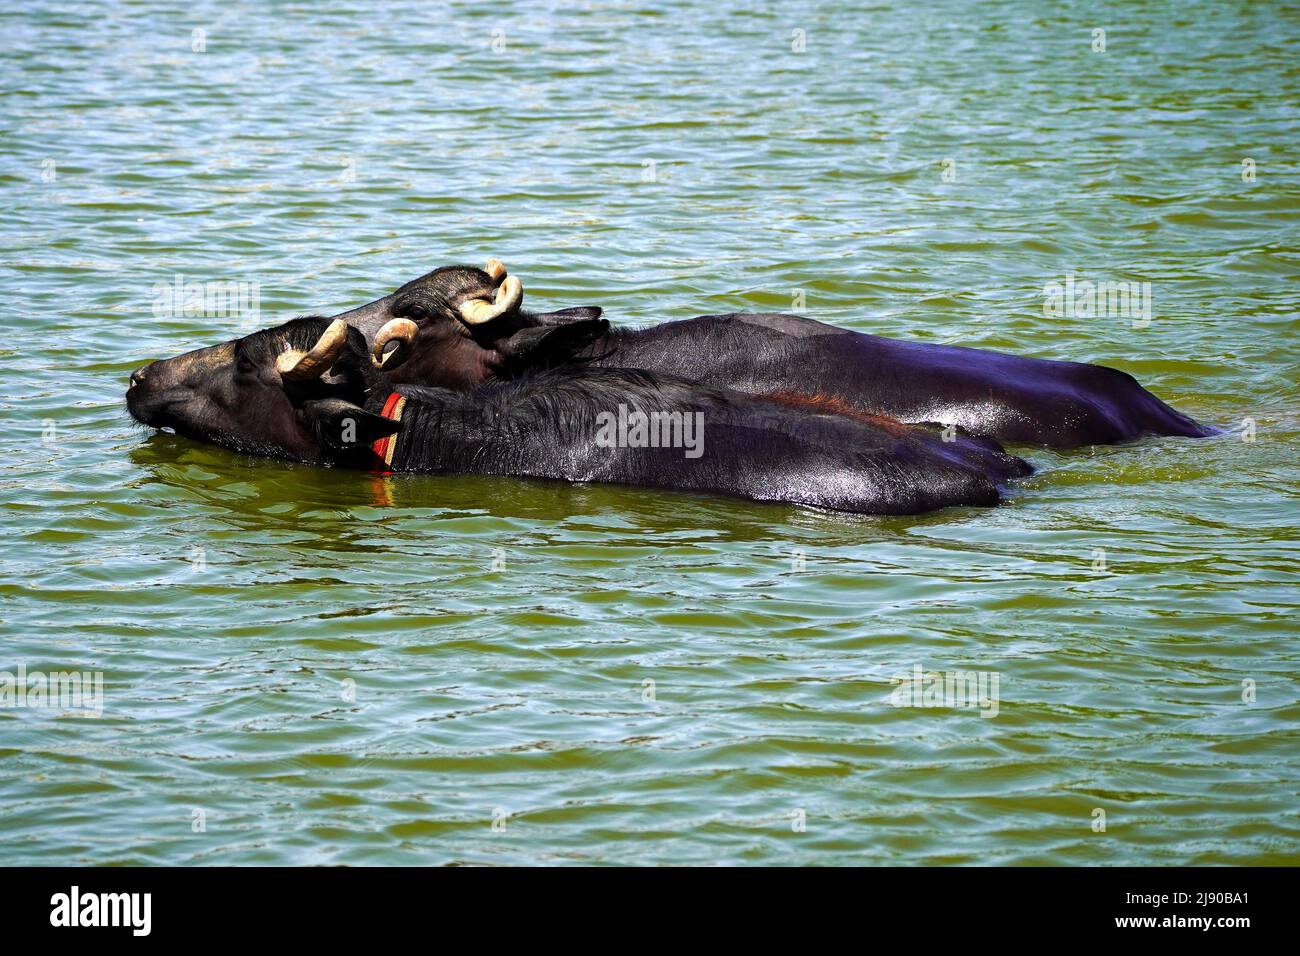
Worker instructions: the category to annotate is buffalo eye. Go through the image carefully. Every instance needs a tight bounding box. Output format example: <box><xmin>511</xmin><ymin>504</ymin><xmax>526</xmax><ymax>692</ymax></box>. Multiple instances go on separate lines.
<box><xmin>397</xmin><ymin>304</ymin><xmax>430</xmax><ymax>322</ymax></box>
<box><xmin>391</xmin><ymin>290</ymin><xmax>438</xmax><ymax>324</ymax></box>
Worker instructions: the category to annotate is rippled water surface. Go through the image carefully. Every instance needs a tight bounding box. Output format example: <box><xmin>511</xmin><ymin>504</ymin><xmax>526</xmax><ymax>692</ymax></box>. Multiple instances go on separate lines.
<box><xmin>1</xmin><ymin>0</ymin><xmax>1298</xmax><ymax>865</ymax></box>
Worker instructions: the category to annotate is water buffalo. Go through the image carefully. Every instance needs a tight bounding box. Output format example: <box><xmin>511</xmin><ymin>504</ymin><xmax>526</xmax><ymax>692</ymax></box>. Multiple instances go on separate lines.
<box><xmin>126</xmin><ymin>317</ymin><xmax>1032</xmax><ymax>515</ymax></box>
<box><xmin>331</xmin><ymin>261</ymin><xmax>1213</xmax><ymax>449</ymax></box>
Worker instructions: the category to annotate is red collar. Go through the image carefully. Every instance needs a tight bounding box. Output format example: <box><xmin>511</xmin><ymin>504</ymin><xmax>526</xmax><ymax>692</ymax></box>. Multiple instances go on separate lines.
<box><xmin>371</xmin><ymin>392</ymin><xmax>407</xmax><ymax>473</ymax></box>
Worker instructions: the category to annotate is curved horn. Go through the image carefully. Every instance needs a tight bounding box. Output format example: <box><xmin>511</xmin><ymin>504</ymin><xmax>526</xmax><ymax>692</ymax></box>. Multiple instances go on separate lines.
<box><xmin>276</xmin><ymin>319</ymin><xmax>348</xmax><ymax>380</ymax></box>
<box><xmin>371</xmin><ymin>317</ymin><xmax>418</xmax><ymax>370</ymax></box>
<box><xmin>458</xmin><ymin>275</ymin><xmax>523</xmax><ymax>326</ymax></box>
<box><xmin>484</xmin><ymin>258</ymin><xmax>507</xmax><ymax>282</ymax></box>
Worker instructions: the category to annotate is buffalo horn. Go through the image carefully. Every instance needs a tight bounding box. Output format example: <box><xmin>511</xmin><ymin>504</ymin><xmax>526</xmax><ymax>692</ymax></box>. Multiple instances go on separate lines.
<box><xmin>458</xmin><ymin>275</ymin><xmax>523</xmax><ymax>325</ymax></box>
<box><xmin>276</xmin><ymin>319</ymin><xmax>348</xmax><ymax>380</ymax></box>
<box><xmin>371</xmin><ymin>317</ymin><xmax>418</xmax><ymax>370</ymax></box>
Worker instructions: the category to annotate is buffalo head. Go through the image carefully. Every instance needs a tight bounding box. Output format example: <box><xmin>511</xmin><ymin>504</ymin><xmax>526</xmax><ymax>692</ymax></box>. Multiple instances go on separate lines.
<box><xmin>339</xmin><ymin>260</ymin><xmax>608</xmax><ymax>388</ymax></box>
<box><xmin>127</xmin><ymin>317</ymin><xmax>398</xmax><ymax>463</ymax></box>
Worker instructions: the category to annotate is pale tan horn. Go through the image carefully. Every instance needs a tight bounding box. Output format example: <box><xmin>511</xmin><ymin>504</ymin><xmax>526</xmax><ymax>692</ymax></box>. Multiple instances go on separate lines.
<box><xmin>458</xmin><ymin>275</ymin><xmax>523</xmax><ymax>325</ymax></box>
<box><xmin>276</xmin><ymin>319</ymin><xmax>348</xmax><ymax>380</ymax></box>
<box><xmin>371</xmin><ymin>317</ymin><xmax>418</xmax><ymax>369</ymax></box>
<box><xmin>484</xmin><ymin>258</ymin><xmax>507</xmax><ymax>282</ymax></box>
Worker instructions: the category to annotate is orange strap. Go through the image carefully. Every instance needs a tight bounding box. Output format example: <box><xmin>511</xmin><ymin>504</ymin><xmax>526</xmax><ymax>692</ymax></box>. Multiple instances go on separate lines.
<box><xmin>371</xmin><ymin>392</ymin><xmax>407</xmax><ymax>473</ymax></box>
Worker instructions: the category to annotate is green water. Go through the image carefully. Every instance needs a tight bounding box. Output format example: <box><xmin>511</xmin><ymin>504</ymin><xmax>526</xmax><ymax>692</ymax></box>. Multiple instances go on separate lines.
<box><xmin>1</xmin><ymin>0</ymin><xmax>1297</xmax><ymax>865</ymax></box>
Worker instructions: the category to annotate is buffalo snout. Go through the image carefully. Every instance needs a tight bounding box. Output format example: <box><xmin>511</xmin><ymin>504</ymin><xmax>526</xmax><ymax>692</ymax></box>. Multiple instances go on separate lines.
<box><xmin>125</xmin><ymin>358</ymin><xmax>181</xmax><ymax>428</ymax></box>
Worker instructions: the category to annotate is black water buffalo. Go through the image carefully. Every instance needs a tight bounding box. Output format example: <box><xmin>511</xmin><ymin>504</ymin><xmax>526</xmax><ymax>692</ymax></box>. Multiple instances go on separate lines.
<box><xmin>127</xmin><ymin>317</ymin><xmax>1032</xmax><ymax>515</ymax></box>
<box><xmin>331</xmin><ymin>261</ymin><xmax>1213</xmax><ymax>449</ymax></box>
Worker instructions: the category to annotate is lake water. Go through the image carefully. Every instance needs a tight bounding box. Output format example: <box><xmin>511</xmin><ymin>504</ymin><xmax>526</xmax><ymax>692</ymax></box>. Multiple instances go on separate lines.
<box><xmin>1</xmin><ymin>0</ymin><xmax>1297</xmax><ymax>865</ymax></box>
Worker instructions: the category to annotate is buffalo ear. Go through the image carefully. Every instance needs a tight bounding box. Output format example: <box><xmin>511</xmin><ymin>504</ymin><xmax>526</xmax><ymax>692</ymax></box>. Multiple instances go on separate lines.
<box><xmin>299</xmin><ymin>398</ymin><xmax>401</xmax><ymax>451</ymax></box>
<box><xmin>496</xmin><ymin>318</ymin><xmax>610</xmax><ymax>373</ymax></box>
<box><xmin>531</xmin><ymin>306</ymin><xmax>603</xmax><ymax>326</ymax></box>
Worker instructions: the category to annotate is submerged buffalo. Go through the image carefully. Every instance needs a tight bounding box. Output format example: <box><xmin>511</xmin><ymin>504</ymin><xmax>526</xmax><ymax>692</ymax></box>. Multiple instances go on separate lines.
<box><xmin>127</xmin><ymin>315</ymin><xmax>1032</xmax><ymax>515</ymax></box>
<box><xmin>330</xmin><ymin>261</ymin><xmax>1213</xmax><ymax>449</ymax></box>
